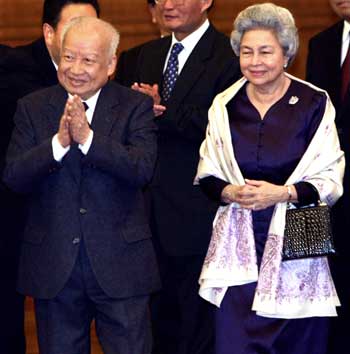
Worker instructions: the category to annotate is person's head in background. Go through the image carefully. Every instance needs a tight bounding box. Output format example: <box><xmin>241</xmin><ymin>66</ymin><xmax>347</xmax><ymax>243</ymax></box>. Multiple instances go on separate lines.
<box><xmin>147</xmin><ymin>0</ymin><xmax>170</xmax><ymax>37</ymax></box>
<box><xmin>42</xmin><ymin>0</ymin><xmax>100</xmax><ymax>65</ymax></box>
<box><xmin>154</xmin><ymin>0</ymin><xmax>213</xmax><ymax>41</ymax></box>
<box><xmin>329</xmin><ymin>0</ymin><xmax>350</xmax><ymax>22</ymax></box>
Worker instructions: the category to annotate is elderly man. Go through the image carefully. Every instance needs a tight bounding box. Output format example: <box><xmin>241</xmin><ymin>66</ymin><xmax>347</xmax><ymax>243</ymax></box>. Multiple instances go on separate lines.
<box><xmin>0</xmin><ymin>2</ymin><xmax>99</xmax><ymax>353</ymax></box>
<box><xmin>4</xmin><ymin>17</ymin><xmax>160</xmax><ymax>354</ymax></box>
<box><xmin>306</xmin><ymin>1</ymin><xmax>350</xmax><ymax>353</ymax></box>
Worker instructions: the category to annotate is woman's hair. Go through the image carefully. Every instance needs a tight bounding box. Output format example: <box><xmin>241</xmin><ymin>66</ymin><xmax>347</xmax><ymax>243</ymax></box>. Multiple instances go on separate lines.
<box><xmin>230</xmin><ymin>2</ymin><xmax>299</xmax><ymax>66</ymax></box>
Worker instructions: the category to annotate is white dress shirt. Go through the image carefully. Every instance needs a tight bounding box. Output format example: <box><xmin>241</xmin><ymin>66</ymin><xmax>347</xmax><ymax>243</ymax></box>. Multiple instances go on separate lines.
<box><xmin>52</xmin><ymin>89</ymin><xmax>101</xmax><ymax>161</ymax></box>
<box><xmin>341</xmin><ymin>20</ymin><xmax>350</xmax><ymax>66</ymax></box>
<box><xmin>163</xmin><ymin>19</ymin><xmax>210</xmax><ymax>74</ymax></box>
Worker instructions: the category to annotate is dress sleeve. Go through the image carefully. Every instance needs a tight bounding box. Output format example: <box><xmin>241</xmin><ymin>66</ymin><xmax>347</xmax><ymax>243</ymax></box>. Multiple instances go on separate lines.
<box><xmin>199</xmin><ymin>176</ymin><xmax>229</xmax><ymax>202</ymax></box>
<box><xmin>294</xmin><ymin>181</ymin><xmax>319</xmax><ymax>206</ymax></box>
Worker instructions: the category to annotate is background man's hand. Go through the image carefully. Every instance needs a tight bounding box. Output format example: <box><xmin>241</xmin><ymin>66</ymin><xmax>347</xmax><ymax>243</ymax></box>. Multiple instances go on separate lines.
<box><xmin>131</xmin><ymin>82</ymin><xmax>166</xmax><ymax>117</ymax></box>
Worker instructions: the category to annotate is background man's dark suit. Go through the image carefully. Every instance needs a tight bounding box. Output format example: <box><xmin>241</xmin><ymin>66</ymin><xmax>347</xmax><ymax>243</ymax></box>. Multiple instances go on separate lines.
<box><xmin>4</xmin><ymin>80</ymin><xmax>160</xmax><ymax>351</ymax></box>
<box><xmin>0</xmin><ymin>37</ymin><xmax>57</xmax><ymax>354</ymax></box>
<box><xmin>135</xmin><ymin>24</ymin><xmax>240</xmax><ymax>353</ymax></box>
<box><xmin>115</xmin><ymin>44</ymin><xmax>144</xmax><ymax>88</ymax></box>
<box><xmin>306</xmin><ymin>21</ymin><xmax>348</xmax><ymax>128</ymax></box>
<box><xmin>0</xmin><ymin>37</ymin><xmax>57</xmax><ymax>174</ymax></box>
<box><xmin>306</xmin><ymin>20</ymin><xmax>350</xmax><ymax>354</ymax></box>
<box><xmin>137</xmin><ymin>25</ymin><xmax>239</xmax><ymax>256</ymax></box>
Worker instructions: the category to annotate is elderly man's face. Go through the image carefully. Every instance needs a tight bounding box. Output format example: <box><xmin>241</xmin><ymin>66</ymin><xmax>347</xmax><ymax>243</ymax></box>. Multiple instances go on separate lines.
<box><xmin>329</xmin><ymin>0</ymin><xmax>350</xmax><ymax>21</ymax></box>
<box><xmin>58</xmin><ymin>29</ymin><xmax>116</xmax><ymax>100</ymax></box>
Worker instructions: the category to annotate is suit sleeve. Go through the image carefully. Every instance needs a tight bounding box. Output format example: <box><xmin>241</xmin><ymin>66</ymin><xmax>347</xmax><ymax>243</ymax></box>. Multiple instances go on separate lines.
<box><xmin>82</xmin><ymin>95</ymin><xmax>157</xmax><ymax>188</ymax></box>
<box><xmin>3</xmin><ymin>98</ymin><xmax>61</xmax><ymax>194</ymax></box>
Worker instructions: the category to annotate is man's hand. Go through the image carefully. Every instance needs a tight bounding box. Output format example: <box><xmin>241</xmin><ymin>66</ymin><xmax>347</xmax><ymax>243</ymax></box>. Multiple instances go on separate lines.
<box><xmin>66</xmin><ymin>95</ymin><xmax>91</xmax><ymax>144</ymax></box>
<box><xmin>131</xmin><ymin>82</ymin><xmax>161</xmax><ymax>103</ymax></box>
<box><xmin>57</xmin><ymin>104</ymin><xmax>72</xmax><ymax>147</ymax></box>
<box><xmin>131</xmin><ymin>82</ymin><xmax>166</xmax><ymax>117</ymax></box>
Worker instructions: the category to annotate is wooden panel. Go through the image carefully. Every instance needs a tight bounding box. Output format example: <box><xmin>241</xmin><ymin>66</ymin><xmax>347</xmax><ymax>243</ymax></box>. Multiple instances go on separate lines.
<box><xmin>0</xmin><ymin>0</ymin><xmax>339</xmax><ymax>78</ymax></box>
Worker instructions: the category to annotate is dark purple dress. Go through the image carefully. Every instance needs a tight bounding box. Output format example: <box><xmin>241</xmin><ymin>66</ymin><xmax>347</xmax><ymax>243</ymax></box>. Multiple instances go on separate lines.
<box><xmin>201</xmin><ymin>80</ymin><xmax>331</xmax><ymax>354</ymax></box>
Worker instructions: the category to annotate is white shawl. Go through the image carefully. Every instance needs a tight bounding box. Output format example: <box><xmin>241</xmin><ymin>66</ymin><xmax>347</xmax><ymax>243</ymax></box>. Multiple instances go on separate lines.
<box><xmin>195</xmin><ymin>74</ymin><xmax>345</xmax><ymax>318</ymax></box>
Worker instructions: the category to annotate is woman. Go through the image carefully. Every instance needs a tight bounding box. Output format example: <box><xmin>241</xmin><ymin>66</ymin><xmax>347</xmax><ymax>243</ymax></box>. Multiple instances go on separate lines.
<box><xmin>195</xmin><ymin>3</ymin><xmax>344</xmax><ymax>354</ymax></box>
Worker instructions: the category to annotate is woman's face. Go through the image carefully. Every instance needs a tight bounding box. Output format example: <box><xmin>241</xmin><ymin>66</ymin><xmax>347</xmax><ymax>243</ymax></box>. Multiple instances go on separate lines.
<box><xmin>239</xmin><ymin>29</ymin><xmax>288</xmax><ymax>91</ymax></box>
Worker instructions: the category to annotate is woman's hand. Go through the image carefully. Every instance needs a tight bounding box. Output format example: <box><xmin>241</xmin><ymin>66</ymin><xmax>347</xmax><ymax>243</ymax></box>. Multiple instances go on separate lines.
<box><xmin>221</xmin><ymin>180</ymin><xmax>296</xmax><ymax>210</ymax></box>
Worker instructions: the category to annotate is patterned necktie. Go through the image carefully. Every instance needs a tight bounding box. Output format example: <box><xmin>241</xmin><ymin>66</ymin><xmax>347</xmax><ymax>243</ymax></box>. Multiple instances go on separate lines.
<box><xmin>162</xmin><ymin>43</ymin><xmax>184</xmax><ymax>102</ymax></box>
<box><xmin>341</xmin><ymin>37</ymin><xmax>350</xmax><ymax>102</ymax></box>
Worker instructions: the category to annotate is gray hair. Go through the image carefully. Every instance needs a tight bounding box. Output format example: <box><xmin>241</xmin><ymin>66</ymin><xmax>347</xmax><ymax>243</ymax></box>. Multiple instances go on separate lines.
<box><xmin>61</xmin><ymin>16</ymin><xmax>120</xmax><ymax>59</ymax></box>
<box><xmin>231</xmin><ymin>3</ymin><xmax>299</xmax><ymax>66</ymax></box>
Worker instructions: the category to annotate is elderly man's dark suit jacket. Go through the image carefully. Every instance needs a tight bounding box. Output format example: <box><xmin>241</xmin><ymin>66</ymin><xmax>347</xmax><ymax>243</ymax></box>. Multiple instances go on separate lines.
<box><xmin>135</xmin><ymin>24</ymin><xmax>241</xmax><ymax>257</ymax></box>
<box><xmin>306</xmin><ymin>20</ymin><xmax>350</xmax><ymax>354</ymax></box>
<box><xmin>3</xmin><ymin>81</ymin><xmax>160</xmax><ymax>299</ymax></box>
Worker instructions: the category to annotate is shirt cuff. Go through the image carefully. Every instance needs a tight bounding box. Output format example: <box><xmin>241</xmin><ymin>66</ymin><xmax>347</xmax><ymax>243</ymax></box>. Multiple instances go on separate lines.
<box><xmin>79</xmin><ymin>130</ymin><xmax>94</xmax><ymax>155</ymax></box>
<box><xmin>52</xmin><ymin>134</ymin><xmax>70</xmax><ymax>162</ymax></box>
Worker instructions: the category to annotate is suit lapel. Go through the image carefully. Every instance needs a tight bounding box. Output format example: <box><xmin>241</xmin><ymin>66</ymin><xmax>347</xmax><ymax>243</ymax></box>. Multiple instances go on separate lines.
<box><xmin>167</xmin><ymin>25</ymin><xmax>215</xmax><ymax>104</ymax></box>
<box><xmin>45</xmin><ymin>85</ymin><xmax>67</xmax><ymax>135</ymax></box>
<box><xmin>331</xmin><ymin>22</ymin><xmax>347</xmax><ymax>126</ymax></box>
<box><xmin>321</xmin><ymin>22</ymin><xmax>343</xmax><ymax>111</ymax></box>
<box><xmin>331</xmin><ymin>22</ymin><xmax>343</xmax><ymax>93</ymax></box>
<box><xmin>90</xmin><ymin>81</ymin><xmax>120</xmax><ymax>136</ymax></box>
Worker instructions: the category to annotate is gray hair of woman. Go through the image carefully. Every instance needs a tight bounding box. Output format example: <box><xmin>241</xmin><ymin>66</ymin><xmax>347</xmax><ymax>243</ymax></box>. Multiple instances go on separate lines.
<box><xmin>230</xmin><ymin>2</ymin><xmax>299</xmax><ymax>67</ymax></box>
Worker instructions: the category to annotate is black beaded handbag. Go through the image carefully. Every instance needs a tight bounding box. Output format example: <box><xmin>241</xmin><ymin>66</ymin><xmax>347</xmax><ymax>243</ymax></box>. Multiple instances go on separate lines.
<box><xmin>282</xmin><ymin>202</ymin><xmax>336</xmax><ymax>261</ymax></box>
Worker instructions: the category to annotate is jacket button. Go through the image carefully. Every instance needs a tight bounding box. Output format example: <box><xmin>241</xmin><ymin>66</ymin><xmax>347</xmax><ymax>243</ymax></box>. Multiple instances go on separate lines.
<box><xmin>72</xmin><ymin>237</ymin><xmax>80</xmax><ymax>244</ymax></box>
<box><xmin>79</xmin><ymin>208</ymin><xmax>87</xmax><ymax>215</ymax></box>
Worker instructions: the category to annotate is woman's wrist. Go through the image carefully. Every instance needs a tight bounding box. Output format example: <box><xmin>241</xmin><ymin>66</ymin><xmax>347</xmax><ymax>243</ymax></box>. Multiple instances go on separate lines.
<box><xmin>284</xmin><ymin>184</ymin><xmax>297</xmax><ymax>203</ymax></box>
<box><xmin>221</xmin><ymin>184</ymin><xmax>237</xmax><ymax>203</ymax></box>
